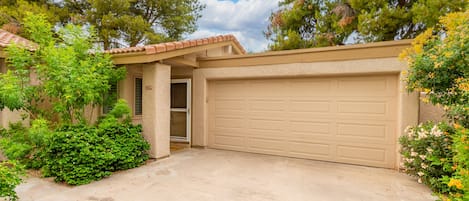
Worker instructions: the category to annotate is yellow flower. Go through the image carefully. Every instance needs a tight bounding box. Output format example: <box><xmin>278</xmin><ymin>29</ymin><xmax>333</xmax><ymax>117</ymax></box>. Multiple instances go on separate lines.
<box><xmin>428</xmin><ymin>72</ymin><xmax>435</xmax><ymax>79</ymax></box>
<box><xmin>448</xmin><ymin>178</ymin><xmax>463</xmax><ymax>189</ymax></box>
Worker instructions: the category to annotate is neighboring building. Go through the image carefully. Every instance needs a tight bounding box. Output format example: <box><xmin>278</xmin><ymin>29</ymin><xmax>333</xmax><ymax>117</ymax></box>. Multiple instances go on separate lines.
<box><xmin>0</xmin><ymin>29</ymin><xmax>36</xmax><ymax>129</ymax></box>
<box><xmin>0</xmin><ymin>29</ymin><xmax>446</xmax><ymax>168</ymax></box>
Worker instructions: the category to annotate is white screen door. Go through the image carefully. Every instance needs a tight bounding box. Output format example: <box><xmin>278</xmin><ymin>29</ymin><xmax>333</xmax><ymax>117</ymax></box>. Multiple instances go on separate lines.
<box><xmin>170</xmin><ymin>79</ymin><xmax>191</xmax><ymax>142</ymax></box>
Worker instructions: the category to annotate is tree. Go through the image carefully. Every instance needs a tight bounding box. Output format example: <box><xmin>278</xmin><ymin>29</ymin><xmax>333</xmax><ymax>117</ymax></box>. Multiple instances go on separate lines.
<box><xmin>265</xmin><ymin>0</ymin><xmax>356</xmax><ymax>50</ymax></box>
<box><xmin>0</xmin><ymin>0</ymin><xmax>68</xmax><ymax>35</ymax></box>
<box><xmin>63</xmin><ymin>0</ymin><xmax>205</xmax><ymax>49</ymax></box>
<box><xmin>0</xmin><ymin>13</ymin><xmax>126</xmax><ymax>124</ymax></box>
<box><xmin>0</xmin><ymin>0</ymin><xmax>205</xmax><ymax>50</ymax></box>
<box><xmin>266</xmin><ymin>0</ymin><xmax>467</xmax><ymax>50</ymax></box>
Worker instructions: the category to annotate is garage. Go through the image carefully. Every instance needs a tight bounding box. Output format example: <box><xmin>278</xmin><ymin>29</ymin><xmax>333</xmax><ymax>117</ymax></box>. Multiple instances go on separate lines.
<box><xmin>207</xmin><ymin>74</ymin><xmax>398</xmax><ymax>168</ymax></box>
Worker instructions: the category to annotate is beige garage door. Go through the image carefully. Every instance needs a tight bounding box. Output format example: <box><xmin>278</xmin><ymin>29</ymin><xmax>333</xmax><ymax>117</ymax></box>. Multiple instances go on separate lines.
<box><xmin>208</xmin><ymin>75</ymin><xmax>398</xmax><ymax>168</ymax></box>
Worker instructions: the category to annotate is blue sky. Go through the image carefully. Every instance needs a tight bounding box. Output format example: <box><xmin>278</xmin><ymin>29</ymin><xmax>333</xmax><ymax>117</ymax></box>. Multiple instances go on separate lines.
<box><xmin>187</xmin><ymin>0</ymin><xmax>281</xmax><ymax>53</ymax></box>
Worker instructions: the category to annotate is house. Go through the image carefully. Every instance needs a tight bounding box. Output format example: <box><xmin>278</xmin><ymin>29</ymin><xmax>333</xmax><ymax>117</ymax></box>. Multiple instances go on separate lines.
<box><xmin>0</xmin><ymin>29</ymin><xmax>443</xmax><ymax>169</ymax></box>
<box><xmin>0</xmin><ymin>29</ymin><xmax>36</xmax><ymax>128</ymax></box>
<box><xmin>107</xmin><ymin>35</ymin><xmax>417</xmax><ymax>169</ymax></box>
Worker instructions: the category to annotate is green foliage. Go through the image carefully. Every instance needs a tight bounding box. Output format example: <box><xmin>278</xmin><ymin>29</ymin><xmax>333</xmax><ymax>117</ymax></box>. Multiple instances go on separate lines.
<box><xmin>106</xmin><ymin>99</ymin><xmax>132</xmax><ymax>122</ymax></box>
<box><xmin>41</xmin><ymin>121</ymin><xmax>149</xmax><ymax>185</ymax></box>
<box><xmin>63</xmin><ymin>0</ymin><xmax>205</xmax><ymax>49</ymax></box>
<box><xmin>0</xmin><ymin>160</ymin><xmax>24</xmax><ymax>201</ymax></box>
<box><xmin>442</xmin><ymin>126</ymin><xmax>469</xmax><ymax>200</ymax></box>
<box><xmin>401</xmin><ymin>10</ymin><xmax>469</xmax><ymax>200</ymax></box>
<box><xmin>266</xmin><ymin>0</ymin><xmax>467</xmax><ymax>50</ymax></box>
<box><xmin>41</xmin><ymin>124</ymin><xmax>115</xmax><ymax>185</ymax></box>
<box><xmin>0</xmin><ymin>0</ymin><xmax>68</xmax><ymax>36</ymax></box>
<box><xmin>0</xmin><ymin>119</ymin><xmax>51</xmax><ymax>168</ymax></box>
<box><xmin>3</xmin><ymin>13</ymin><xmax>126</xmax><ymax>124</ymax></box>
<box><xmin>400</xmin><ymin>122</ymin><xmax>455</xmax><ymax>194</ymax></box>
<box><xmin>40</xmin><ymin>100</ymin><xmax>149</xmax><ymax>185</ymax></box>
<box><xmin>266</xmin><ymin>0</ymin><xmax>355</xmax><ymax>50</ymax></box>
<box><xmin>0</xmin><ymin>123</ymin><xmax>32</xmax><ymax>162</ymax></box>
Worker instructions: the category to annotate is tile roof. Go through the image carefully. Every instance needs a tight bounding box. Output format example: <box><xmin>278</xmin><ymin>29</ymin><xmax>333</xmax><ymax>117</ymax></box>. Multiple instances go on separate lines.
<box><xmin>105</xmin><ymin>34</ymin><xmax>246</xmax><ymax>55</ymax></box>
<box><xmin>0</xmin><ymin>29</ymin><xmax>36</xmax><ymax>50</ymax></box>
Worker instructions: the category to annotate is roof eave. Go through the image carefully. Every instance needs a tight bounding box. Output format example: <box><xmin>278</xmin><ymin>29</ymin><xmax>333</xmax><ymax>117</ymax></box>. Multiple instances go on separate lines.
<box><xmin>110</xmin><ymin>40</ymin><xmax>244</xmax><ymax>65</ymax></box>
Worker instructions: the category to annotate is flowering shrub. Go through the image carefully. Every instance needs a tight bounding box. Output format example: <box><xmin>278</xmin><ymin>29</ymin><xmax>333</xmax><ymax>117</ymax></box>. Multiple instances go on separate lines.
<box><xmin>400</xmin><ymin>9</ymin><xmax>469</xmax><ymax>200</ymax></box>
<box><xmin>440</xmin><ymin>125</ymin><xmax>469</xmax><ymax>201</ymax></box>
<box><xmin>400</xmin><ymin>122</ymin><xmax>455</xmax><ymax>193</ymax></box>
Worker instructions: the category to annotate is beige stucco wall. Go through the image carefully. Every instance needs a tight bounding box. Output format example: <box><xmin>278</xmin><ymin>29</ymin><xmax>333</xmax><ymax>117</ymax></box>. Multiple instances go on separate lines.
<box><xmin>418</xmin><ymin>93</ymin><xmax>446</xmax><ymax>123</ymax></box>
<box><xmin>118</xmin><ymin>64</ymin><xmax>144</xmax><ymax>125</ymax></box>
<box><xmin>192</xmin><ymin>57</ymin><xmax>419</xmax><ymax>169</ymax></box>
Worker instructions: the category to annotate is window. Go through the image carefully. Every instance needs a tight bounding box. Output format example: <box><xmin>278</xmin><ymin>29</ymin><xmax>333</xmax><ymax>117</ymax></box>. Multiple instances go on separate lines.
<box><xmin>134</xmin><ymin>78</ymin><xmax>143</xmax><ymax>115</ymax></box>
<box><xmin>103</xmin><ymin>82</ymin><xmax>118</xmax><ymax>114</ymax></box>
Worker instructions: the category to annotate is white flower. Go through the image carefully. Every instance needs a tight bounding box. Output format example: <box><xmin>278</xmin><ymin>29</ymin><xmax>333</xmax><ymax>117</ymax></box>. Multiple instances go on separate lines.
<box><xmin>411</xmin><ymin>152</ymin><xmax>418</xmax><ymax>157</ymax></box>
<box><xmin>419</xmin><ymin>155</ymin><xmax>426</xmax><ymax>160</ymax></box>
<box><xmin>417</xmin><ymin>129</ymin><xmax>428</xmax><ymax>139</ymax></box>
<box><xmin>417</xmin><ymin>172</ymin><xmax>425</xmax><ymax>177</ymax></box>
<box><xmin>421</xmin><ymin>163</ymin><xmax>428</xmax><ymax>169</ymax></box>
<box><xmin>418</xmin><ymin>178</ymin><xmax>423</xmax><ymax>183</ymax></box>
<box><xmin>426</xmin><ymin>148</ymin><xmax>433</xmax><ymax>153</ymax></box>
<box><xmin>431</xmin><ymin>125</ymin><xmax>443</xmax><ymax>137</ymax></box>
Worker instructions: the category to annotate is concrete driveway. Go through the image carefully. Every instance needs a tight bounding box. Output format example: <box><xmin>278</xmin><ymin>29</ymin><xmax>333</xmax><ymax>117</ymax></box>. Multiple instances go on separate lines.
<box><xmin>17</xmin><ymin>149</ymin><xmax>435</xmax><ymax>201</ymax></box>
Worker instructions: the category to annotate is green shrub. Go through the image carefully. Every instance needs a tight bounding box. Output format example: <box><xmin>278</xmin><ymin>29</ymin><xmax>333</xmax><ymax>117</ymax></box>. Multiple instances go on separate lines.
<box><xmin>0</xmin><ymin>123</ymin><xmax>33</xmax><ymax>162</ymax></box>
<box><xmin>98</xmin><ymin>122</ymin><xmax>149</xmax><ymax>170</ymax></box>
<box><xmin>0</xmin><ymin>119</ymin><xmax>52</xmax><ymax>168</ymax></box>
<box><xmin>0</xmin><ymin>160</ymin><xmax>24</xmax><ymax>201</ymax></box>
<box><xmin>41</xmin><ymin>116</ymin><xmax>149</xmax><ymax>185</ymax></box>
<box><xmin>400</xmin><ymin>122</ymin><xmax>455</xmax><ymax>194</ymax></box>
<box><xmin>41</xmin><ymin>124</ymin><xmax>115</xmax><ymax>185</ymax></box>
<box><xmin>440</xmin><ymin>125</ymin><xmax>469</xmax><ymax>201</ymax></box>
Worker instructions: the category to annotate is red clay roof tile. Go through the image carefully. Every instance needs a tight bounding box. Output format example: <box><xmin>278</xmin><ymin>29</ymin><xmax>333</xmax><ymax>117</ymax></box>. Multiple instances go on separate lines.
<box><xmin>0</xmin><ymin>29</ymin><xmax>36</xmax><ymax>50</ymax></box>
<box><xmin>105</xmin><ymin>34</ymin><xmax>245</xmax><ymax>55</ymax></box>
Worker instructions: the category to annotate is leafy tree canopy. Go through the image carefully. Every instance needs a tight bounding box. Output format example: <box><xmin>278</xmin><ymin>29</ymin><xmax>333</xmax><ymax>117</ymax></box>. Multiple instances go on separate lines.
<box><xmin>0</xmin><ymin>0</ymin><xmax>205</xmax><ymax>50</ymax></box>
<box><xmin>266</xmin><ymin>0</ymin><xmax>467</xmax><ymax>50</ymax></box>
<box><xmin>0</xmin><ymin>13</ymin><xmax>126</xmax><ymax>124</ymax></box>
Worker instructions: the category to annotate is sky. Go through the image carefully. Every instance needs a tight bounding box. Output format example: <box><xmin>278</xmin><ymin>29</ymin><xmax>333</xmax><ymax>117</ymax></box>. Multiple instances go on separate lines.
<box><xmin>186</xmin><ymin>0</ymin><xmax>281</xmax><ymax>53</ymax></box>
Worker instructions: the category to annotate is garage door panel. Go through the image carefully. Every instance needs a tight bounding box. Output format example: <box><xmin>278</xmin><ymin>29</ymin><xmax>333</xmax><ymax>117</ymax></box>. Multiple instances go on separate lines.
<box><xmin>212</xmin><ymin>135</ymin><xmax>245</xmax><ymax>148</ymax></box>
<box><xmin>247</xmin><ymin>137</ymin><xmax>287</xmax><ymax>153</ymax></box>
<box><xmin>214</xmin><ymin>116</ymin><xmax>245</xmax><ymax>129</ymax></box>
<box><xmin>246</xmin><ymin>129</ymin><xmax>288</xmax><ymax>140</ymax></box>
<box><xmin>336</xmin><ymin>144</ymin><xmax>395</xmax><ymax>167</ymax></box>
<box><xmin>289</xmin><ymin>121</ymin><xmax>331</xmax><ymax>134</ymax></box>
<box><xmin>336</xmin><ymin>122</ymin><xmax>396</xmax><ymax>143</ymax></box>
<box><xmin>249</xmin><ymin>119</ymin><xmax>287</xmax><ymax>132</ymax></box>
<box><xmin>289</xmin><ymin>100</ymin><xmax>332</xmax><ymax>112</ymax></box>
<box><xmin>249</xmin><ymin>99</ymin><xmax>287</xmax><ymax>111</ymax></box>
<box><xmin>336</xmin><ymin>76</ymin><xmax>397</xmax><ymax>96</ymax></box>
<box><xmin>208</xmin><ymin>75</ymin><xmax>398</xmax><ymax>168</ymax></box>
<box><xmin>289</xmin><ymin>79</ymin><xmax>333</xmax><ymax>97</ymax></box>
<box><xmin>287</xmin><ymin>141</ymin><xmax>331</xmax><ymax>158</ymax></box>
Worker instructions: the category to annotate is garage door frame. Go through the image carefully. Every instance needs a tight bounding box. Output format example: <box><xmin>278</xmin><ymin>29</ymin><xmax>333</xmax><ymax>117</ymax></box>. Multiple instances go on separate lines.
<box><xmin>192</xmin><ymin>57</ymin><xmax>419</xmax><ymax>169</ymax></box>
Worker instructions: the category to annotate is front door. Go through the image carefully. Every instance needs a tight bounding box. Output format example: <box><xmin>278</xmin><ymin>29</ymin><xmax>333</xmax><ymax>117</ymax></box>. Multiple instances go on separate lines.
<box><xmin>170</xmin><ymin>79</ymin><xmax>191</xmax><ymax>142</ymax></box>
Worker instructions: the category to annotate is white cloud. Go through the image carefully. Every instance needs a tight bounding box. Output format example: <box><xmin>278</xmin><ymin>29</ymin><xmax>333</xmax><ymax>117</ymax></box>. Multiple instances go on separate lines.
<box><xmin>187</xmin><ymin>0</ymin><xmax>281</xmax><ymax>53</ymax></box>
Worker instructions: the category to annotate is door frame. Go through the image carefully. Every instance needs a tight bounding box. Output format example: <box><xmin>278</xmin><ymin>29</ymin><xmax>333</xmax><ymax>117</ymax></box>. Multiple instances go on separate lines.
<box><xmin>170</xmin><ymin>78</ymin><xmax>191</xmax><ymax>143</ymax></box>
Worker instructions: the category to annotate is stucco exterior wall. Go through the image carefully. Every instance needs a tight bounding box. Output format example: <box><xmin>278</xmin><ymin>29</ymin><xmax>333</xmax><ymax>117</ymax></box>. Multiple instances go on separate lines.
<box><xmin>119</xmin><ymin>64</ymin><xmax>144</xmax><ymax>125</ymax></box>
<box><xmin>419</xmin><ymin>93</ymin><xmax>446</xmax><ymax>123</ymax></box>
